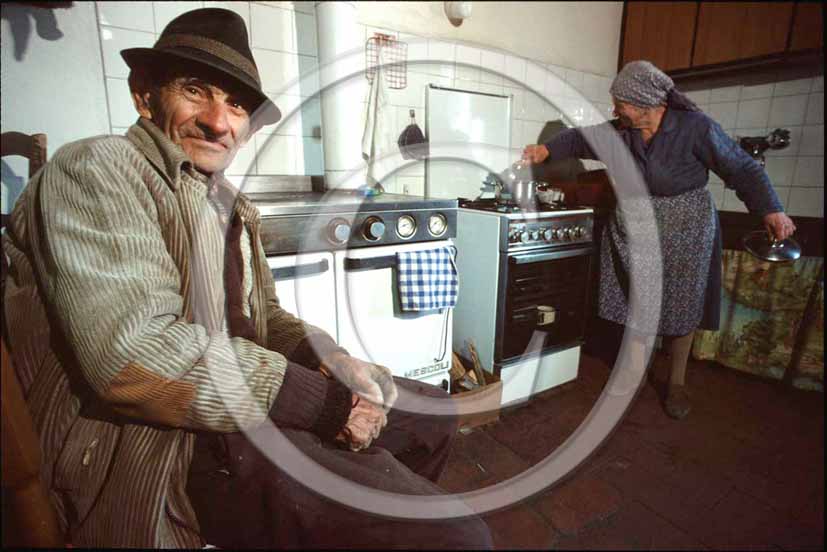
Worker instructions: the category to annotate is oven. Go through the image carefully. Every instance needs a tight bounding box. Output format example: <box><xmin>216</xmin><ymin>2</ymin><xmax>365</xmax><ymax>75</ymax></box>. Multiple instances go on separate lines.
<box><xmin>254</xmin><ymin>189</ymin><xmax>458</xmax><ymax>390</ymax></box>
<box><xmin>501</xmin><ymin>245</ymin><xmax>593</xmax><ymax>362</ymax></box>
<box><xmin>335</xmin><ymin>240</ymin><xmax>454</xmax><ymax>389</ymax></box>
<box><xmin>452</xmin><ymin>201</ymin><xmax>594</xmax><ymax>405</ymax></box>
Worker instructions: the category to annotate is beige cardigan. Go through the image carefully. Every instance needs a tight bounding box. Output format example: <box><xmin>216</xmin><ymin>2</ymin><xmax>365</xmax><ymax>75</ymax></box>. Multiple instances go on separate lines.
<box><xmin>2</xmin><ymin>118</ymin><xmax>343</xmax><ymax>547</ymax></box>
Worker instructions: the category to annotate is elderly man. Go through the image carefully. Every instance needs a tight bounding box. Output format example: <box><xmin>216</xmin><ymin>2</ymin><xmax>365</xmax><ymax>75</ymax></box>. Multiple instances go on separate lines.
<box><xmin>3</xmin><ymin>8</ymin><xmax>491</xmax><ymax>549</ymax></box>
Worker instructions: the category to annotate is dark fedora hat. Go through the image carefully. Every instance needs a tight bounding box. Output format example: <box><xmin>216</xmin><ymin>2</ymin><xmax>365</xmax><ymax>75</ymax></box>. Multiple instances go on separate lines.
<box><xmin>120</xmin><ymin>8</ymin><xmax>280</xmax><ymax>125</ymax></box>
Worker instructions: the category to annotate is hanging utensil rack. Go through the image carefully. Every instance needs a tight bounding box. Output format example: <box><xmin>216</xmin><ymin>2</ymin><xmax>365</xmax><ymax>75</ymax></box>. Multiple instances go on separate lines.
<box><xmin>365</xmin><ymin>32</ymin><xmax>407</xmax><ymax>89</ymax></box>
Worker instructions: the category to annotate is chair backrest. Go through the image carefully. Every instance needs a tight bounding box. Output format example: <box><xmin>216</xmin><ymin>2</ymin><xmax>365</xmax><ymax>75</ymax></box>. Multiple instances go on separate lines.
<box><xmin>1</xmin><ymin>131</ymin><xmax>47</xmax><ymax>304</ymax></box>
<box><xmin>1</xmin><ymin>131</ymin><xmax>64</xmax><ymax>547</ymax></box>
<box><xmin>1</xmin><ymin>131</ymin><xmax>47</xmax><ymax>177</ymax></box>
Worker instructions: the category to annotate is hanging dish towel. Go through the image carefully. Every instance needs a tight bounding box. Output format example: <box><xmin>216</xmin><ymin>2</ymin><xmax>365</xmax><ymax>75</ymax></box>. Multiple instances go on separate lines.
<box><xmin>397</xmin><ymin>246</ymin><xmax>459</xmax><ymax>311</ymax></box>
<box><xmin>362</xmin><ymin>45</ymin><xmax>389</xmax><ymax>187</ymax></box>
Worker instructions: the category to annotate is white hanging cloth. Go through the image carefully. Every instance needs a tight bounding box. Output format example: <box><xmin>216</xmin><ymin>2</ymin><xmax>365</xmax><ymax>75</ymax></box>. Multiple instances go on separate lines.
<box><xmin>361</xmin><ymin>44</ymin><xmax>390</xmax><ymax>187</ymax></box>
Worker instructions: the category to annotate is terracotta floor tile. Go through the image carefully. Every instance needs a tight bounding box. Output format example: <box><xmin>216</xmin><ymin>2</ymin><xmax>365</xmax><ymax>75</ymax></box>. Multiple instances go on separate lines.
<box><xmin>552</xmin><ymin>500</ymin><xmax>706</xmax><ymax>550</ymax></box>
<box><xmin>442</xmin><ymin>355</ymin><xmax>824</xmax><ymax>550</ymax></box>
<box><xmin>482</xmin><ymin>504</ymin><xmax>559</xmax><ymax>550</ymax></box>
<box><xmin>687</xmin><ymin>487</ymin><xmax>791</xmax><ymax>550</ymax></box>
<box><xmin>532</xmin><ymin>473</ymin><xmax>622</xmax><ymax>536</ymax></box>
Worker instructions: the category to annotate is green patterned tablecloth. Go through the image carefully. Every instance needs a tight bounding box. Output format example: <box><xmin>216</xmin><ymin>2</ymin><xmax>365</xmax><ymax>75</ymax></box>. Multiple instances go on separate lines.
<box><xmin>693</xmin><ymin>249</ymin><xmax>824</xmax><ymax>391</ymax></box>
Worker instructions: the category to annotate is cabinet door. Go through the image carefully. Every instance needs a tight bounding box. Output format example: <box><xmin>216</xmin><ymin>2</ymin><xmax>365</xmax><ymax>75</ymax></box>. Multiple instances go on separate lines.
<box><xmin>738</xmin><ymin>2</ymin><xmax>794</xmax><ymax>59</ymax></box>
<box><xmin>622</xmin><ymin>2</ymin><xmax>697</xmax><ymax>71</ymax></box>
<box><xmin>789</xmin><ymin>2</ymin><xmax>824</xmax><ymax>51</ymax></box>
<box><xmin>694</xmin><ymin>2</ymin><xmax>794</xmax><ymax>66</ymax></box>
<box><xmin>693</xmin><ymin>3</ymin><xmax>745</xmax><ymax>66</ymax></box>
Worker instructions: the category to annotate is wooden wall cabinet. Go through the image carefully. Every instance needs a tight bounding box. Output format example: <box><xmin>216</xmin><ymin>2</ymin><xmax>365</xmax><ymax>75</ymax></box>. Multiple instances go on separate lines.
<box><xmin>620</xmin><ymin>1</ymin><xmax>824</xmax><ymax>77</ymax></box>
<box><xmin>621</xmin><ymin>2</ymin><xmax>697</xmax><ymax>71</ymax></box>
<box><xmin>789</xmin><ymin>2</ymin><xmax>824</xmax><ymax>52</ymax></box>
<box><xmin>693</xmin><ymin>2</ymin><xmax>793</xmax><ymax>66</ymax></box>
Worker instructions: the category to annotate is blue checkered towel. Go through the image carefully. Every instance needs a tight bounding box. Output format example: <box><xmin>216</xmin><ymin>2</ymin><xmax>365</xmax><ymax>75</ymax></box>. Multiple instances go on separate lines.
<box><xmin>397</xmin><ymin>246</ymin><xmax>459</xmax><ymax>311</ymax></box>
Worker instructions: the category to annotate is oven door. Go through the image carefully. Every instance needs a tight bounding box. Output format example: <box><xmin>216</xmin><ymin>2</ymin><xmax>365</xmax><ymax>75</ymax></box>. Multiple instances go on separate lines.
<box><xmin>267</xmin><ymin>251</ymin><xmax>338</xmax><ymax>341</ymax></box>
<box><xmin>499</xmin><ymin>245</ymin><xmax>593</xmax><ymax>362</ymax></box>
<box><xmin>334</xmin><ymin>241</ymin><xmax>454</xmax><ymax>389</ymax></box>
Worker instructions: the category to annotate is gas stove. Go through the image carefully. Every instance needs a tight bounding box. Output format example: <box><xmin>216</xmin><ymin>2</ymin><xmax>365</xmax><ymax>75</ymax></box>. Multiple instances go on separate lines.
<box><xmin>458</xmin><ymin>197</ymin><xmax>594</xmax><ymax>252</ymax></box>
<box><xmin>458</xmin><ymin>197</ymin><xmax>574</xmax><ymax>214</ymax></box>
<box><xmin>453</xmin><ymin>198</ymin><xmax>595</xmax><ymax>405</ymax></box>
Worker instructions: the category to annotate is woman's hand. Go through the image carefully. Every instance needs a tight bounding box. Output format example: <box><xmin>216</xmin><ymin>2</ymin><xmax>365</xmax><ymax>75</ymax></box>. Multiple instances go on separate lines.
<box><xmin>763</xmin><ymin>212</ymin><xmax>796</xmax><ymax>242</ymax></box>
<box><xmin>522</xmin><ymin>144</ymin><xmax>550</xmax><ymax>164</ymax></box>
<box><xmin>336</xmin><ymin>395</ymin><xmax>387</xmax><ymax>451</ymax></box>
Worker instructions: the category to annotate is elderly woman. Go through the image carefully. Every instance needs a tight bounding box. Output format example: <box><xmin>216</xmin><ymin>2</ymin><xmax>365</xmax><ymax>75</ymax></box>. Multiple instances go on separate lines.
<box><xmin>522</xmin><ymin>60</ymin><xmax>796</xmax><ymax>419</ymax></box>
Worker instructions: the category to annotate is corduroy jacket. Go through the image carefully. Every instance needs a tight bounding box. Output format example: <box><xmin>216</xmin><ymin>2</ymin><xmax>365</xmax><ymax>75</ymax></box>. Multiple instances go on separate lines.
<box><xmin>2</xmin><ymin>118</ymin><xmax>348</xmax><ymax>547</ymax></box>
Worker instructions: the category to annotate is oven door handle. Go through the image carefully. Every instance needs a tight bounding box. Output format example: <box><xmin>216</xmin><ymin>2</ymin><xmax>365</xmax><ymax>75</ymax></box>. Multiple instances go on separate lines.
<box><xmin>344</xmin><ymin>255</ymin><xmax>397</xmax><ymax>272</ymax></box>
<box><xmin>271</xmin><ymin>259</ymin><xmax>330</xmax><ymax>280</ymax></box>
<box><xmin>509</xmin><ymin>245</ymin><xmax>594</xmax><ymax>264</ymax></box>
<box><xmin>344</xmin><ymin>246</ymin><xmax>457</xmax><ymax>272</ymax></box>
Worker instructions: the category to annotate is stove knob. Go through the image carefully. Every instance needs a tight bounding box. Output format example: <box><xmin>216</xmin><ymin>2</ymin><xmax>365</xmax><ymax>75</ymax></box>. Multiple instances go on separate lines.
<box><xmin>328</xmin><ymin>219</ymin><xmax>351</xmax><ymax>244</ymax></box>
<box><xmin>552</xmin><ymin>228</ymin><xmax>563</xmax><ymax>240</ymax></box>
<box><xmin>520</xmin><ymin>231</ymin><xmax>530</xmax><ymax>244</ymax></box>
<box><xmin>562</xmin><ymin>227</ymin><xmax>573</xmax><ymax>240</ymax></box>
<box><xmin>543</xmin><ymin>228</ymin><xmax>553</xmax><ymax>242</ymax></box>
<box><xmin>530</xmin><ymin>230</ymin><xmax>540</xmax><ymax>241</ymax></box>
<box><xmin>363</xmin><ymin>217</ymin><xmax>385</xmax><ymax>241</ymax></box>
<box><xmin>573</xmin><ymin>226</ymin><xmax>584</xmax><ymax>238</ymax></box>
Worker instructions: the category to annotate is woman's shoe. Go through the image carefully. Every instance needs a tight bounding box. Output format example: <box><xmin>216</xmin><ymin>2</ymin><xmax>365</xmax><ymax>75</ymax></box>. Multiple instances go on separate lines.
<box><xmin>665</xmin><ymin>384</ymin><xmax>691</xmax><ymax>419</ymax></box>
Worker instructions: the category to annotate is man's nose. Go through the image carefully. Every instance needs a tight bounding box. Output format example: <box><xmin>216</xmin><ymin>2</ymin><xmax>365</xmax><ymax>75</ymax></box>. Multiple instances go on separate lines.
<box><xmin>198</xmin><ymin>100</ymin><xmax>231</xmax><ymax>136</ymax></box>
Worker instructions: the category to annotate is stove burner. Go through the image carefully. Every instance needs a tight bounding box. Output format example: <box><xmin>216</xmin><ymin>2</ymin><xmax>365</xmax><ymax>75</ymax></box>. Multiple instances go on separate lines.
<box><xmin>458</xmin><ymin>197</ymin><xmax>573</xmax><ymax>213</ymax></box>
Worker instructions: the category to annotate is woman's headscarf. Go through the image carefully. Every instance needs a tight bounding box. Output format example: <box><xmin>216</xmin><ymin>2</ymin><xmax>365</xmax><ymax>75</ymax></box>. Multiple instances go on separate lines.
<box><xmin>609</xmin><ymin>60</ymin><xmax>700</xmax><ymax>112</ymax></box>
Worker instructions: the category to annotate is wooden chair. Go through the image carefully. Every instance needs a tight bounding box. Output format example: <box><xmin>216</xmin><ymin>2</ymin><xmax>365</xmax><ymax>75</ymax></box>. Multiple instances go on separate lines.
<box><xmin>1</xmin><ymin>131</ymin><xmax>64</xmax><ymax>548</ymax></box>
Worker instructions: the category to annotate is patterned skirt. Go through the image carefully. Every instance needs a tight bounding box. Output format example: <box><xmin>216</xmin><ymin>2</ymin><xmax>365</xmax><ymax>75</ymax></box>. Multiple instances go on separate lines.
<box><xmin>598</xmin><ymin>186</ymin><xmax>718</xmax><ymax>336</ymax></box>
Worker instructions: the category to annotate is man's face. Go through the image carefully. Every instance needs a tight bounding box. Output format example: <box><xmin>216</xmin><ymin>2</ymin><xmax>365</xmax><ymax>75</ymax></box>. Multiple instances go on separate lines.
<box><xmin>135</xmin><ymin>69</ymin><xmax>256</xmax><ymax>175</ymax></box>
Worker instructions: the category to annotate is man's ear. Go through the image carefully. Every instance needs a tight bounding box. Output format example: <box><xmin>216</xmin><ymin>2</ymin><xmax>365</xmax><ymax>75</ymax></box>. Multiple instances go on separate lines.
<box><xmin>131</xmin><ymin>90</ymin><xmax>153</xmax><ymax>119</ymax></box>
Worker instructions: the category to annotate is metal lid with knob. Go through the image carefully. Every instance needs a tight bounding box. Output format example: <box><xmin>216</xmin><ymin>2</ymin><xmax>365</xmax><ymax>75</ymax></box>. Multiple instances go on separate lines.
<box><xmin>743</xmin><ymin>230</ymin><xmax>801</xmax><ymax>263</ymax></box>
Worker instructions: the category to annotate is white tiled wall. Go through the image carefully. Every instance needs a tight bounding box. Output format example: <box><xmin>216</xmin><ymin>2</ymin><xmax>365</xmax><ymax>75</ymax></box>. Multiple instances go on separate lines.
<box><xmin>352</xmin><ymin>24</ymin><xmax>616</xmax><ymax>195</ymax></box>
<box><xmin>693</xmin><ymin>76</ymin><xmax>824</xmax><ymax>218</ymax></box>
<box><xmin>96</xmin><ymin>1</ymin><xmax>323</xmax><ymax>177</ymax></box>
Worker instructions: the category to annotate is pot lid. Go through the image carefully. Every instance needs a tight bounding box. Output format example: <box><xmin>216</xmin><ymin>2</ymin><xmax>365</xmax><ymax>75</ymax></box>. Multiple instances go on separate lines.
<box><xmin>743</xmin><ymin>230</ymin><xmax>801</xmax><ymax>263</ymax></box>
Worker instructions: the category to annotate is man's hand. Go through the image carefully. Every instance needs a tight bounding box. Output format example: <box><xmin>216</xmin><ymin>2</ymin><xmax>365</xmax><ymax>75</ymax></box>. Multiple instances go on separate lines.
<box><xmin>320</xmin><ymin>352</ymin><xmax>398</xmax><ymax>412</ymax></box>
<box><xmin>336</xmin><ymin>395</ymin><xmax>387</xmax><ymax>451</ymax></box>
<box><xmin>763</xmin><ymin>212</ymin><xmax>796</xmax><ymax>242</ymax></box>
<box><xmin>522</xmin><ymin>144</ymin><xmax>550</xmax><ymax>164</ymax></box>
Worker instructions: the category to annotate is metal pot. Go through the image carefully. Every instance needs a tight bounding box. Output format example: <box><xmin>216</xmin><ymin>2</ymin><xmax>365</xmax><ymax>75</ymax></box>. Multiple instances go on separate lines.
<box><xmin>497</xmin><ymin>161</ymin><xmax>538</xmax><ymax>208</ymax></box>
<box><xmin>504</xmin><ymin>179</ymin><xmax>538</xmax><ymax>207</ymax></box>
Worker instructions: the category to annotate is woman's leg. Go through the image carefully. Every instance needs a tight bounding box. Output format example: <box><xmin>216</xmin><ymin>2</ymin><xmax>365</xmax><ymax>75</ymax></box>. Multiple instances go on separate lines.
<box><xmin>664</xmin><ymin>330</ymin><xmax>694</xmax><ymax>419</ymax></box>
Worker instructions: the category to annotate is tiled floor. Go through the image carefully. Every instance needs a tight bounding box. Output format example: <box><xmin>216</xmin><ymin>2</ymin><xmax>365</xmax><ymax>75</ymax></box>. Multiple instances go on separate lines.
<box><xmin>439</xmin><ymin>352</ymin><xmax>825</xmax><ymax>550</ymax></box>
